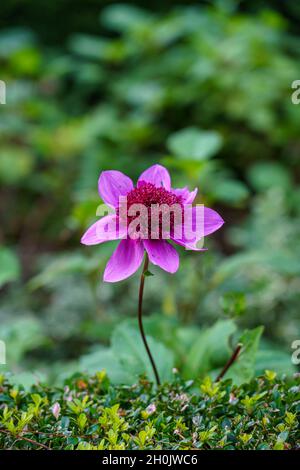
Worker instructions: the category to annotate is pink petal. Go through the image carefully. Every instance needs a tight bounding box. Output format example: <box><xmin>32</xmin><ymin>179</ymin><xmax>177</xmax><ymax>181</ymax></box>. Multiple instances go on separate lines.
<box><xmin>103</xmin><ymin>239</ymin><xmax>144</xmax><ymax>282</ymax></box>
<box><xmin>143</xmin><ymin>239</ymin><xmax>179</xmax><ymax>273</ymax></box>
<box><xmin>172</xmin><ymin>206</ymin><xmax>224</xmax><ymax>250</ymax></box>
<box><xmin>138</xmin><ymin>164</ymin><xmax>171</xmax><ymax>190</ymax></box>
<box><xmin>203</xmin><ymin>207</ymin><xmax>225</xmax><ymax>236</ymax></box>
<box><xmin>172</xmin><ymin>235</ymin><xmax>206</xmax><ymax>251</ymax></box>
<box><xmin>98</xmin><ymin>170</ymin><xmax>134</xmax><ymax>208</ymax></box>
<box><xmin>172</xmin><ymin>187</ymin><xmax>198</xmax><ymax>204</ymax></box>
<box><xmin>81</xmin><ymin>214</ymin><xmax>126</xmax><ymax>245</ymax></box>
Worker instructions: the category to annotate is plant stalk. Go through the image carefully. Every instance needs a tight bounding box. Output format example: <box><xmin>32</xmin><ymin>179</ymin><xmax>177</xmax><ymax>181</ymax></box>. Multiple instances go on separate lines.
<box><xmin>215</xmin><ymin>344</ymin><xmax>242</xmax><ymax>382</ymax></box>
<box><xmin>138</xmin><ymin>254</ymin><xmax>161</xmax><ymax>386</ymax></box>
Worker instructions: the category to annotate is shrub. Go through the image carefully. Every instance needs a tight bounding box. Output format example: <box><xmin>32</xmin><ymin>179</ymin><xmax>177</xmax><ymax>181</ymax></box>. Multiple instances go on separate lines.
<box><xmin>0</xmin><ymin>371</ymin><xmax>299</xmax><ymax>450</ymax></box>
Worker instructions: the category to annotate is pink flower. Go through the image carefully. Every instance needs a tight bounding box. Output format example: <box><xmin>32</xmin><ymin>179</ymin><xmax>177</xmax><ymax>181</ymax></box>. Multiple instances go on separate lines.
<box><xmin>81</xmin><ymin>164</ymin><xmax>224</xmax><ymax>282</ymax></box>
<box><xmin>146</xmin><ymin>403</ymin><xmax>156</xmax><ymax>415</ymax></box>
<box><xmin>51</xmin><ymin>402</ymin><xmax>61</xmax><ymax>420</ymax></box>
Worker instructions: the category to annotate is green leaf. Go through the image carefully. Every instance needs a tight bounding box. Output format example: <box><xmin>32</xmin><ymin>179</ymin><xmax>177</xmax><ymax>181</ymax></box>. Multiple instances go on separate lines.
<box><xmin>0</xmin><ymin>247</ymin><xmax>20</xmax><ymax>288</ymax></box>
<box><xmin>225</xmin><ymin>326</ymin><xmax>264</xmax><ymax>385</ymax></box>
<box><xmin>167</xmin><ymin>127</ymin><xmax>222</xmax><ymax>161</ymax></box>
<box><xmin>0</xmin><ymin>148</ymin><xmax>33</xmax><ymax>184</ymax></box>
<box><xmin>220</xmin><ymin>291</ymin><xmax>246</xmax><ymax>317</ymax></box>
<box><xmin>111</xmin><ymin>322</ymin><xmax>174</xmax><ymax>384</ymax></box>
<box><xmin>144</xmin><ymin>270</ymin><xmax>154</xmax><ymax>277</ymax></box>
<box><xmin>255</xmin><ymin>349</ymin><xmax>295</xmax><ymax>376</ymax></box>
<box><xmin>79</xmin><ymin>348</ymin><xmax>131</xmax><ymax>385</ymax></box>
<box><xmin>101</xmin><ymin>5</ymin><xmax>151</xmax><ymax>32</ymax></box>
<box><xmin>69</xmin><ymin>35</ymin><xmax>108</xmax><ymax>60</ymax></box>
<box><xmin>248</xmin><ymin>162</ymin><xmax>291</xmax><ymax>192</ymax></box>
<box><xmin>28</xmin><ymin>253</ymin><xmax>100</xmax><ymax>290</ymax></box>
<box><xmin>183</xmin><ymin>320</ymin><xmax>237</xmax><ymax>378</ymax></box>
<box><xmin>1</xmin><ymin>317</ymin><xmax>45</xmax><ymax>364</ymax></box>
<box><xmin>9</xmin><ymin>371</ymin><xmax>46</xmax><ymax>391</ymax></box>
<box><xmin>212</xmin><ymin>179</ymin><xmax>249</xmax><ymax>205</ymax></box>
<box><xmin>79</xmin><ymin>321</ymin><xmax>175</xmax><ymax>385</ymax></box>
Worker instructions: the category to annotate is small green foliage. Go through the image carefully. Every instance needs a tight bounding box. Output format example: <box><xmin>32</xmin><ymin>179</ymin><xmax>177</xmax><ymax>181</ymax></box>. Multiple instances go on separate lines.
<box><xmin>200</xmin><ymin>376</ymin><xmax>221</xmax><ymax>398</ymax></box>
<box><xmin>143</xmin><ymin>270</ymin><xmax>154</xmax><ymax>277</ymax></box>
<box><xmin>0</xmin><ymin>372</ymin><xmax>298</xmax><ymax>450</ymax></box>
<box><xmin>220</xmin><ymin>292</ymin><xmax>246</xmax><ymax>318</ymax></box>
<box><xmin>265</xmin><ymin>370</ymin><xmax>277</xmax><ymax>382</ymax></box>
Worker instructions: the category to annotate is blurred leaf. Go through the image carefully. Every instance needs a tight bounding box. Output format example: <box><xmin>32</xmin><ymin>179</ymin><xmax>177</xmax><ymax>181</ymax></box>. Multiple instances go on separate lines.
<box><xmin>255</xmin><ymin>349</ymin><xmax>295</xmax><ymax>376</ymax></box>
<box><xmin>0</xmin><ymin>148</ymin><xmax>33</xmax><ymax>184</ymax></box>
<box><xmin>69</xmin><ymin>35</ymin><xmax>108</xmax><ymax>60</ymax></box>
<box><xmin>10</xmin><ymin>47</ymin><xmax>41</xmax><ymax>75</ymax></box>
<box><xmin>167</xmin><ymin>127</ymin><xmax>222</xmax><ymax>161</ymax></box>
<box><xmin>79</xmin><ymin>321</ymin><xmax>175</xmax><ymax>385</ymax></box>
<box><xmin>1</xmin><ymin>317</ymin><xmax>45</xmax><ymax>363</ymax></box>
<box><xmin>111</xmin><ymin>322</ymin><xmax>174</xmax><ymax>384</ymax></box>
<box><xmin>0</xmin><ymin>28</ymin><xmax>35</xmax><ymax>58</ymax></box>
<box><xmin>29</xmin><ymin>254</ymin><xmax>100</xmax><ymax>290</ymax></box>
<box><xmin>9</xmin><ymin>371</ymin><xmax>46</xmax><ymax>391</ymax></box>
<box><xmin>248</xmin><ymin>162</ymin><xmax>291</xmax><ymax>192</ymax></box>
<box><xmin>101</xmin><ymin>4</ymin><xmax>151</xmax><ymax>32</ymax></box>
<box><xmin>212</xmin><ymin>179</ymin><xmax>249</xmax><ymax>205</ymax></box>
<box><xmin>79</xmin><ymin>349</ymin><xmax>131</xmax><ymax>384</ymax></box>
<box><xmin>220</xmin><ymin>291</ymin><xmax>246</xmax><ymax>317</ymax></box>
<box><xmin>225</xmin><ymin>327</ymin><xmax>264</xmax><ymax>385</ymax></box>
<box><xmin>183</xmin><ymin>320</ymin><xmax>236</xmax><ymax>378</ymax></box>
<box><xmin>0</xmin><ymin>247</ymin><xmax>20</xmax><ymax>287</ymax></box>
<box><xmin>214</xmin><ymin>250</ymin><xmax>300</xmax><ymax>284</ymax></box>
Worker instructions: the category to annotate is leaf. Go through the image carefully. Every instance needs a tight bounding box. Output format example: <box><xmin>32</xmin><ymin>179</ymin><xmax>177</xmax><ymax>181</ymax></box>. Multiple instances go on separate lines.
<box><xmin>0</xmin><ymin>247</ymin><xmax>20</xmax><ymax>288</ymax></box>
<box><xmin>212</xmin><ymin>179</ymin><xmax>249</xmax><ymax>205</ymax></box>
<box><xmin>167</xmin><ymin>127</ymin><xmax>222</xmax><ymax>161</ymax></box>
<box><xmin>69</xmin><ymin>35</ymin><xmax>108</xmax><ymax>60</ymax></box>
<box><xmin>79</xmin><ymin>348</ymin><xmax>131</xmax><ymax>385</ymax></box>
<box><xmin>248</xmin><ymin>162</ymin><xmax>291</xmax><ymax>192</ymax></box>
<box><xmin>111</xmin><ymin>322</ymin><xmax>174</xmax><ymax>383</ymax></box>
<box><xmin>225</xmin><ymin>327</ymin><xmax>264</xmax><ymax>385</ymax></box>
<box><xmin>9</xmin><ymin>371</ymin><xmax>46</xmax><ymax>391</ymax></box>
<box><xmin>1</xmin><ymin>317</ymin><xmax>45</xmax><ymax>364</ymax></box>
<box><xmin>0</xmin><ymin>148</ymin><xmax>33</xmax><ymax>184</ymax></box>
<box><xmin>255</xmin><ymin>349</ymin><xmax>295</xmax><ymax>376</ymax></box>
<box><xmin>144</xmin><ymin>270</ymin><xmax>154</xmax><ymax>277</ymax></box>
<box><xmin>28</xmin><ymin>253</ymin><xmax>101</xmax><ymax>290</ymax></box>
<box><xmin>214</xmin><ymin>250</ymin><xmax>300</xmax><ymax>284</ymax></box>
<box><xmin>101</xmin><ymin>5</ymin><xmax>151</xmax><ymax>32</ymax></box>
<box><xmin>79</xmin><ymin>321</ymin><xmax>175</xmax><ymax>385</ymax></box>
<box><xmin>183</xmin><ymin>320</ymin><xmax>237</xmax><ymax>378</ymax></box>
<box><xmin>220</xmin><ymin>291</ymin><xmax>246</xmax><ymax>317</ymax></box>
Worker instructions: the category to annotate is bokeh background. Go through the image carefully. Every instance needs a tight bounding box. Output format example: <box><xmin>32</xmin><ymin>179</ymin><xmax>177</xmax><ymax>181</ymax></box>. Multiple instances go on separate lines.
<box><xmin>0</xmin><ymin>0</ymin><xmax>300</xmax><ymax>387</ymax></box>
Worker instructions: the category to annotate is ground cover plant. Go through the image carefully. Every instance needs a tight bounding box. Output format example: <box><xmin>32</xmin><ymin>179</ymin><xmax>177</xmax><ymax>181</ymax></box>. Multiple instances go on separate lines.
<box><xmin>0</xmin><ymin>371</ymin><xmax>299</xmax><ymax>450</ymax></box>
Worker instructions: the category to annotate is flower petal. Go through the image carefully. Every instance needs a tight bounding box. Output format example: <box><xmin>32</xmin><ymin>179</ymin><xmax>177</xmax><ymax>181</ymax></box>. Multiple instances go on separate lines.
<box><xmin>143</xmin><ymin>239</ymin><xmax>179</xmax><ymax>273</ymax></box>
<box><xmin>171</xmin><ymin>236</ymin><xmax>207</xmax><ymax>251</ymax></box>
<box><xmin>98</xmin><ymin>170</ymin><xmax>134</xmax><ymax>208</ymax></box>
<box><xmin>103</xmin><ymin>239</ymin><xmax>144</xmax><ymax>282</ymax></box>
<box><xmin>203</xmin><ymin>207</ymin><xmax>225</xmax><ymax>236</ymax></box>
<box><xmin>81</xmin><ymin>214</ymin><xmax>127</xmax><ymax>245</ymax></box>
<box><xmin>172</xmin><ymin>205</ymin><xmax>224</xmax><ymax>250</ymax></box>
<box><xmin>172</xmin><ymin>187</ymin><xmax>198</xmax><ymax>204</ymax></box>
<box><xmin>138</xmin><ymin>164</ymin><xmax>171</xmax><ymax>190</ymax></box>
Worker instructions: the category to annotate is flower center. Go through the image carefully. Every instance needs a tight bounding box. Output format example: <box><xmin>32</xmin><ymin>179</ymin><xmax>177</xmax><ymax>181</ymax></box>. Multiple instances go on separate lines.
<box><xmin>127</xmin><ymin>181</ymin><xmax>181</xmax><ymax>208</ymax></box>
<box><xmin>118</xmin><ymin>181</ymin><xmax>183</xmax><ymax>239</ymax></box>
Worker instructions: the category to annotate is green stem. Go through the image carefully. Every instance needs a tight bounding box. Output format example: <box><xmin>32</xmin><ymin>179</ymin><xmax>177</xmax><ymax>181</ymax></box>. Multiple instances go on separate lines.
<box><xmin>138</xmin><ymin>254</ymin><xmax>161</xmax><ymax>386</ymax></box>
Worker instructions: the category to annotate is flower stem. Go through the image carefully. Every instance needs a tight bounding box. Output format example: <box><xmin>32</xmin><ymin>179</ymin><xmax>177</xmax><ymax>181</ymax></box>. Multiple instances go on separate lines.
<box><xmin>138</xmin><ymin>254</ymin><xmax>161</xmax><ymax>386</ymax></box>
<box><xmin>215</xmin><ymin>343</ymin><xmax>242</xmax><ymax>382</ymax></box>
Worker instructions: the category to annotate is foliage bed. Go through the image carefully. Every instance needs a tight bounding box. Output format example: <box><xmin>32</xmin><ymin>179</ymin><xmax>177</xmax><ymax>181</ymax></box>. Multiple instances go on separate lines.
<box><xmin>0</xmin><ymin>371</ymin><xmax>299</xmax><ymax>450</ymax></box>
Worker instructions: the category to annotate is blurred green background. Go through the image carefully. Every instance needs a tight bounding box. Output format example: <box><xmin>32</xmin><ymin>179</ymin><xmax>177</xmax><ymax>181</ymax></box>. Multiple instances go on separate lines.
<box><xmin>0</xmin><ymin>0</ymin><xmax>300</xmax><ymax>387</ymax></box>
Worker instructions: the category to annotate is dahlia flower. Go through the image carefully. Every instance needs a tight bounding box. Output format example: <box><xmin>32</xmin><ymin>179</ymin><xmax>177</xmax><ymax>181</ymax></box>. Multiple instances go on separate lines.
<box><xmin>81</xmin><ymin>164</ymin><xmax>224</xmax><ymax>282</ymax></box>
